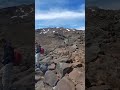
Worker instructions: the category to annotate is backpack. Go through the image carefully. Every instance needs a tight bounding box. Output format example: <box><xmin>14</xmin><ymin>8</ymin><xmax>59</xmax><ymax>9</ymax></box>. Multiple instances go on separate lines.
<box><xmin>40</xmin><ymin>48</ymin><xmax>44</xmax><ymax>54</ymax></box>
<box><xmin>14</xmin><ymin>50</ymin><xmax>22</xmax><ymax>65</ymax></box>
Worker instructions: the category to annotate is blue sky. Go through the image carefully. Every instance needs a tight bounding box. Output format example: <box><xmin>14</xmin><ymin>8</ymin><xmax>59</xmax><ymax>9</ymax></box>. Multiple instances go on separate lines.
<box><xmin>35</xmin><ymin>0</ymin><xmax>85</xmax><ymax>30</ymax></box>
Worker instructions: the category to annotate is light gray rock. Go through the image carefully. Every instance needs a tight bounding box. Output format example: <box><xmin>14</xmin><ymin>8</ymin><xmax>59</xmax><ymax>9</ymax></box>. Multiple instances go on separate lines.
<box><xmin>48</xmin><ymin>63</ymin><xmax>56</xmax><ymax>70</ymax></box>
<box><xmin>56</xmin><ymin>63</ymin><xmax>73</xmax><ymax>77</ymax></box>
<box><xmin>44</xmin><ymin>71</ymin><xmax>58</xmax><ymax>87</ymax></box>
<box><xmin>55</xmin><ymin>76</ymin><xmax>75</xmax><ymax>90</ymax></box>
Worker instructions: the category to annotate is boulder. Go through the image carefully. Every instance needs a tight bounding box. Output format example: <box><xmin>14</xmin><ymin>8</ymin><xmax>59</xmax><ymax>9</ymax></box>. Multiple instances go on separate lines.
<box><xmin>72</xmin><ymin>62</ymin><xmax>82</xmax><ymax>68</ymax></box>
<box><xmin>35</xmin><ymin>81</ymin><xmax>45</xmax><ymax>90</ymax></box>
<box><xmin>87</xmin><ymin>85</ymin><xmax>111</xmax><ymax>90</ymax></box>
<box><xmin>55</xmin><ymin>76</ymin><xmax>75</xmax><ymax>90</ymax></box>
<box><xmin>48</xmin><ymin>63</ymin><xmax>56</xmax><ymax>70</ymax></box>
<box><xmin>44</xmin><ymin>71</ymin><xmax>58</xmax><ymax>87</ymax></box>
<box><xmin>86</xmin><ymin>44</ymin><xmax>100</xmax><ymax>63</ymax></box>
<box><xmin>69</xmin><ymin>68</ymin><xmax>85</xmax><ymax>84</ymax></box>
<box><xmin>54</xmin><ymin>57</ymin><xmax>72</xmax><ymax>63</ymax></box>
<box><xmin>44</xmin><ymin>85</ymin><xmax>53</xmax><ymax>90</ymax></box>
<box><xmin>76</xmin><ymin>83</ymin><xmax>85</xmax><ymax>90</ymax></box>
<box><xmin>56</xmin><ymin>63</ymin><xmax>73</xmax><ymax>77</ymax></box>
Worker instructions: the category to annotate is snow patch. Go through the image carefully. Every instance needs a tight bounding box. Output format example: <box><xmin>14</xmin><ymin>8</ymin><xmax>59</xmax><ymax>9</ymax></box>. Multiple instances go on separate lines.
<box><xmin>53</xmin><ymin>31</ymin><xmax>55</xmax><ymax>33</ymax></box>
<box><xmin>43</xmin><ymin>29</ymin><xmax>45</xmax><ymax>31</ymax></box>
<box><xmin>39</xmin><ymin>32</ymin><xmax>42</xmax><ymax>34</ymax></box>
<box><xmin>43</xmin><ymin>31</ymin><xmax>47</xmax><ymax>34</ymax></box>
<box><xmin>66</xmin><ymin>29</ymin><xmax>70</xmax><ymax>31</ymax></box>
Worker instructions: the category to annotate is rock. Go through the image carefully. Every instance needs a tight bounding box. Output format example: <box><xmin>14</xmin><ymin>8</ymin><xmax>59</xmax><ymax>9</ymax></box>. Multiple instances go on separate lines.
<box><xmin>0</xmin><ymin>67</ymin><xmax>4</xmax><ymax>78</ymax></box>
<box><xmin>85</xmin><ymin>78</ymin><xmax>92</xmax><ymax>88</ymax></box>
<box><xmin>86</xmin><ymin>44</ymin><xmax>100</xmax><ymax>63</ymax></box>
<box><xmin>48</xmin><ymin>63</ymin><xmax>56</xmax><ymax>70</ymax></box>
<box><xmin>35</xmin><ymin>81</ymin><xmax>45</xmax><ymax>90</ymax></box>
<box><xmin>70</xmin><ymin>50</ymin><xmax>84</xmax><ymax>63</ymax></box>
<box><xmin>72</xmin><ymin>62</ymin><xmax>82</xmax><ymax>68</ymax></box>
<box><xmin>35</xmin><ymin>70</ymin><xmax>44</xmax><ymax>76</ymax></box>
<box><xmin>76</xmin><ymin>83</ymin><xmax>85</xmax><ymax>90</ymax></box>
<box><xmin>55</xmin><ymin>76</ymin><xmax>75</xmax><ymax>90</ymax></box>
<box><xmin>59</xmin><ymin>57</ymin><xmax>70</xmax><ymax>63</ymax></box>
<box><xmin>35</xmin><ymin>75</ymin><xmax>41</xmax><ymax>81</ymax></box>
<box><xmin>54</xmin><ymin>48</ymin><xmax>69</xmax><ymax>56</ymax></box>
<box><xmin>87</xmin><ymin>85</ymin><xmax>111</xmax><ymax>90</ymax></box>
<box><xmin>56</xmin><ymin>63</ymin><xmax>73</xmax><ymax>77</ymax></box>
<box><xmin>74</xmin><ymin>56</ymin><xmax>80</xmax><ymax>62</ymax></box>
<box><xmin>44</xmin><ymin>85</ymin><xmax>53</xmax><ymax>90</ymax></box>
<box><xmin>69</xmin><ymin>68</ymin><xmax>85</xmax><ymax>84</ymax></box>
<box><xmin>70</xmin><ymin>44</ymin><xmax>78</xmax><ymax>52</ymax></box>
<box><xmin>12</xmin><ymin>86</ymin><xmax>28</xmax><ymax>90</ymax></box>
<box><xmin>12</xmin><ymin>73</ymin><xmax>34</xmax><ymax>88</ymax></box>
<box><xmin>44</xmin><ymin>71</ymin><xmax>58</xmax><ymax>87</ymax></box>
<box><xmin>54</xmin><ymin>57</ymin><xmax>73</xmax><ymax>63</ymax></box>
<box><xmin>35</xmin><ymin>72</ymin><xmax>44</xmax><ymax>82</ymax></box>
<box><xmin>40</xmin><ymin>63</ymin><xmax>48</xmax><ymax>74</ymax></box>
<box><xmin>0</xmin><ymin>81</ymin><xmax>3</xmax><ymax>90</ymax></box>
<box><xmin>20</xmin><ymin>66</ymin><xmax>28</xmax><ymax>72</ymax></box>
<box><xmin>42</xmin><ymin>57</ymin><xmax>53</xmax><ymax>63</ymax></box>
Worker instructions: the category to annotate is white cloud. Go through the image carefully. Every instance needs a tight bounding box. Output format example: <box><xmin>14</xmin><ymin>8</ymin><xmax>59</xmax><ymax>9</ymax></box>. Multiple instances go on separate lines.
<box><xmin>76</xmin><ymin>26</ymin><xmax>85</xmax><ymax>30</ymax></box>
<box><xmin>35</xmin><ymin>2</ymin><xmax>85</xmax><ymax>29</ymax></box>
<box><xmin>35</xmin><ymin>10</ymin><xmax>85</xmax><ymax>20</ymax></box>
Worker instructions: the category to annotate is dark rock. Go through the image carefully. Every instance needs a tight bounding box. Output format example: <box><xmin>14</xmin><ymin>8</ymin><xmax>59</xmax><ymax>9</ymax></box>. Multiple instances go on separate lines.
<box><xmin>87</xmin><ymin>85</ymin><xmax>111</xmax><ymax>90</ymax></box>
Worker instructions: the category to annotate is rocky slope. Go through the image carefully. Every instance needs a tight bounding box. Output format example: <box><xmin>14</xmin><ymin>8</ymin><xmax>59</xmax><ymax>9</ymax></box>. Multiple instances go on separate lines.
<box><xmin>35</xmin><ymin>28</ymin><xmax>85</xmax><ymax>90</ymax></box>
<box><xmin>86</xmin><ymin>7</ymin><xmax>120</xmax><ymax>90</ymax></box>
<box><xmin>0</xmin><ymin>4</ymin><xmax>35</xmax><ymax>90</ymax></box>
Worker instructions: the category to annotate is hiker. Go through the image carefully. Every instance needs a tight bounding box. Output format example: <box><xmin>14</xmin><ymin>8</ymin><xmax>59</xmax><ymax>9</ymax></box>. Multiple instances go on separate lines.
<box><xmin>40</xmin><ymin>45</ymin><xmax>44</xmax><ymax>55</ymax></box>
<box><xmin>35</xmin><ymin>44</ymin><xmax>41</xmax><ymax>69</ymax></box>
<box><xmin>0</xmin><ymin>39</ymin><xmax>14</xmax><ymax>90</ymax></box>
<box><xmin>38</xmin><ymin>46</ymin><xmax>48</xmax><ymax>74</ymax></box>
<box><xmin>35</xmin><ymin>43</ymin><xmax>47</xmax><ymax>73</ymax></box>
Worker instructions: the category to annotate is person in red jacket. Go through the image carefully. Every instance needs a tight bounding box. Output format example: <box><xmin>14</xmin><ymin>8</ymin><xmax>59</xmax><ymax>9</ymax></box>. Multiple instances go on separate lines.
<box><xmin>40</xmin><ymin>47</ymin><xmax>44</xmax><ymax>54</ymax></box>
